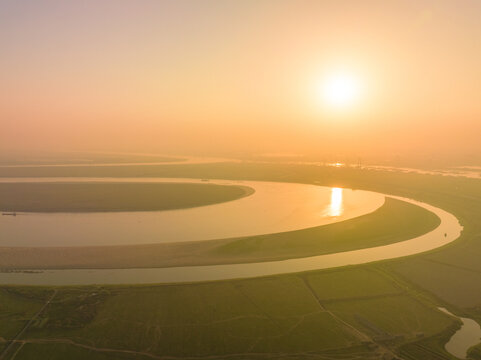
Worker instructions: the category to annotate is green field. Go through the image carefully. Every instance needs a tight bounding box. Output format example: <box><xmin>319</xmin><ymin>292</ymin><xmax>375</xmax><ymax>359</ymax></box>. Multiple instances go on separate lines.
<box><xmin>0</xmin><ymin>162</ymin><xmax>480</xmax><ymax>359</ymax></box>
<box><xmin>0</xmin><ymin>267</ymin><xmax>458</xmax><ymax>360</ymax></box>
<box><xmin>0</xmin><ymin>182</ymin><xmax>252</xmax><ymax>213</ymax></box>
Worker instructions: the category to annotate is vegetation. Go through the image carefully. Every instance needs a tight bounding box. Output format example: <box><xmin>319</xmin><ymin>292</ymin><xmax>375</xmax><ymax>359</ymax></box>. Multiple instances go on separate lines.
<box><xmin>0</xmin><ymin>267</ymin><xmax>458</xmax><ymax>360</ymax></box>
<box><xmin>398</xmin><ymin>325</ymin><xmax>461</xmax><ymax>360</ymax></box>
<box><xmin>0</xmin><ymin>182</ymin><xmax>253</xmax><ymax>213</ymax></box>
<box><xmin>0</xmin><ymin>288</ymin><xmax>50</xmax><ymax>340</ymax></box>
<box><xmin>212</xmin><ymin>197</ymin><xmax>439</xmax><ymax>262</ymax></box>
<box><xmin>0</xmin><ymin>162</ymin><xmax>480</xmax><ymax>359</ymax></box>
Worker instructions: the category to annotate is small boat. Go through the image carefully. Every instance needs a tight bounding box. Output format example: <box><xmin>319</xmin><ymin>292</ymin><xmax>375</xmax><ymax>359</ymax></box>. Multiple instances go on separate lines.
<box><xmin>2</xmin><ymin>212</ymin><xmax>17</xmax><ymax>216</ymax></box>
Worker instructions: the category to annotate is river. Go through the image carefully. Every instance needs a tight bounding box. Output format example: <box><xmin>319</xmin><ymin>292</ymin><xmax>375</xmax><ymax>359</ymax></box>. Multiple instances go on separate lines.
<box><xmin>0</xmin><ymin>178</ymin><xmax>462</xmax><ymax>285</ymax></box>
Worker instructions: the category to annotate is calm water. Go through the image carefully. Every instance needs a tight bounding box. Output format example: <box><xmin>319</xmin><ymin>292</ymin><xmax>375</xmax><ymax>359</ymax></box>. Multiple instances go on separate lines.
<box><xmin>0</xmin><ymin>185</ymin><xmax>462</xmax><ymax>285</ymax></box>
<box><xmin>438</xmin><ymin>307</ymin><xmax>481</xmax><ymax>359</ymax></box>
<box><xmin>0</xmin><ymin>178</ymin><xmax>384</xmax><ymax>247</ymax></box>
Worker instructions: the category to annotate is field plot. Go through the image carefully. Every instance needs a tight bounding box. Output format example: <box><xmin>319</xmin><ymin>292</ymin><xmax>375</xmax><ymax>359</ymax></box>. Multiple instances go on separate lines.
<box><xmin>324</xmin><ymin>296</ymin><xmax>452</xmax><ymax>340</ymax></box>
<box><xmin>4</xmin><ymin>279</ymin><xmax>359</xmax><ymax>359</ymax></box>
<box><xmin>304</xmin><ymin>268</ymin><xmax>402</xmax><ymax>301</ymax></box>
<box><xmin>0</xmin><ymin>288</ymin><xmax>51</xmax><ymax>341</ymax></box>
<box><xmin>0</xmin><ymin>267</ymin><xmax>459</xmax><ymax>360</ymax></box>
<box><xmin>0</xmin><ymin>163</ymin><xmax>479</xmax><ymax>359</ymax></box>
<box><xmin>398</xmin><ymin>327</ymin><xmax>461</xmax><ymax>360</ymax></box>
<box><xmin>390</xmin><ymin>258</ymin><xmax>481</xmax><ymax>309</ymax></box>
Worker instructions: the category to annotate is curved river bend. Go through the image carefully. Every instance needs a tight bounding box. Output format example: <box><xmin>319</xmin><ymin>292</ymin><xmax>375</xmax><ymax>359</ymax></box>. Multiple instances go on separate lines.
<box><xmin>438</xmin><ymin>308</ymin><xmax>481</xmax><ymax>359</ymax></box>
<box><xmin>0</xmin><ymin>178</ymin><xmax>384</xmax><ymax>247</ymax></box>
<box><xmin>0</xmin><ymin>178</ymin><xmax>463</xmax><ymax>285</ymax></box>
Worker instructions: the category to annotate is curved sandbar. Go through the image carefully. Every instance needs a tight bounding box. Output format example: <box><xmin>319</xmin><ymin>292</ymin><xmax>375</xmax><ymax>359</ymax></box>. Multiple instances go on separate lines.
<box><xmin>0</xmin><ymin>182</ymin><xmax>254</xmax><ymax>213</ymax></box>
<box><xmin>0</xmin><ymin>178</ymin><xmax>384</xmax><ymax>247</ymax></box>
<box><xmin>0</xmin><ymin>198</ymin><xmax>439</xmax><ymax>269</ymax></box>
<box><xmin>0</xmin><ymin>187</ymin><xmax>463</xmax><ymax>285</ymax></box>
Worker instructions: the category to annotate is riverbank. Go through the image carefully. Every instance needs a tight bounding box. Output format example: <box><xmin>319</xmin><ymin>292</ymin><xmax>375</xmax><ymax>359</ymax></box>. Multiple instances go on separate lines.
<box><xmin>0</xmin><ymin>162</ymin><xmax>478</xmax><ymax>359</ymax></box>
<box><xmin>0</xmin><ymin>198</ymin><xmax>439</xmax><ymax>270</ymax></box>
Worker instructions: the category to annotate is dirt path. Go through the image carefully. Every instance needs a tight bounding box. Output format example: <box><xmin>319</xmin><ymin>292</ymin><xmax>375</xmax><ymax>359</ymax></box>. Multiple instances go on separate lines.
<box><xmin>0</xmin><ymin>290</ymin><xmax>57</xmax><ymax>360</ymax></box>
<box><xmin>299</xmin><ymin>275</ymin><xmax>403</xmax><ymax>360</ymax></box>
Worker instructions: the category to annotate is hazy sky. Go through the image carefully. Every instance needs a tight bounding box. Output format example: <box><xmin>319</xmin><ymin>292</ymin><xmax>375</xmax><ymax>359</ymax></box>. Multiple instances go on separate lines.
<box><xmin>1</xmin><ymin>0</ymin><xmax>480</xmax><ymax>161</ymax></box>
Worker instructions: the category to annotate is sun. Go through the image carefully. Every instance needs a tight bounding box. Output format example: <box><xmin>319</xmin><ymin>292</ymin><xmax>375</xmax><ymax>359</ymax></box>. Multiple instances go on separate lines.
<box><xmin>320</xmin><ymin>72</ymin><xmax>362</xmax><ymax>109</ymax></box>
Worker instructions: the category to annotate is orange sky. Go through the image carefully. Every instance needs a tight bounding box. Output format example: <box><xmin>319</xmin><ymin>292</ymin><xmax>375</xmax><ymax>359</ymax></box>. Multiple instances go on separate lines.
<box><xmin>1</xmin><ymin>0</ymin><xmax>480</xmax><ymax>162</ymax></box>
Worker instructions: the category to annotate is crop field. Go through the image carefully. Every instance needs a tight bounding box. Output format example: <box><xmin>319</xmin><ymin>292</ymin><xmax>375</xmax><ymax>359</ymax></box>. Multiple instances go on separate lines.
<box><xmin>388</xmin><ymin>258</ymin><xmax>481</xmax><ymax>309</ymax></box>
<box><xmin>324</xmin><ymin>295</ymin><xmax>452</xmax><ymax>339</ymax></box>
<box><xmin>0</xmin><ymin>288</ymin><xmax>50</xmax><ymax>340</ymax></box>
<box><xmin>398</xmin><ymin>327</ymin><xmax>462</xmax><ymax>360</ymax></box>
<box><xmin>3</xmin><ymin>1</ymin><xmax>480</xmax><ymax>358</ymax></box>
<box><xmin>0</xmin><ymin>162</ymin><xmax>480</xmax><ymax>359</ymax></box>
<box><xmin>304</xmin><ymin>268</ymin><xmax>402</xmax><ymax>301</ymax></box>
<box><xmin>0</xmin><ymin>267</ymin><xmax>458</xmax><ymax>360</ymax></box>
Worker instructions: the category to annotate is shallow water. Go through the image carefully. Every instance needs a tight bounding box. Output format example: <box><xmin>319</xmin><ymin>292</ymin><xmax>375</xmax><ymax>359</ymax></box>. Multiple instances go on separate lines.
<box><xmin>0</xmin><ymin>178</ymin><xmax>384</xmax><ymax>247</ymax></box>
<box><xmin>438</xmin><ymin>307</ymin><xmax>481</xmax><ymax>359</ymax></box>
<box><xmin>0</xmin><ymin>185</ymin><xmax>462</xmax><ymax>285</ymax></box>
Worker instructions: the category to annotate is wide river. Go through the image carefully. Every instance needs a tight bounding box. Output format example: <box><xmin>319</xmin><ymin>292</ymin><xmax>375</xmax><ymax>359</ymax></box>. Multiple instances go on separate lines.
<box><xmin>0</xmin><ymin>177</ymin><xmax>385</xmax><ymax>247</ymax></box>
<box><xmin>0</xmin><ymin>178</ymin><xmax>462</xmax><ymax>285</ymax></box>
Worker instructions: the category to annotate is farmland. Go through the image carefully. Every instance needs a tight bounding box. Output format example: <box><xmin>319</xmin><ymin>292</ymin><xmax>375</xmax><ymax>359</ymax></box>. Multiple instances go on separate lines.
<box><xmin>0</xmin><ymin>162</ymin><xmax>480</xmax><ymax>359</ymax></box>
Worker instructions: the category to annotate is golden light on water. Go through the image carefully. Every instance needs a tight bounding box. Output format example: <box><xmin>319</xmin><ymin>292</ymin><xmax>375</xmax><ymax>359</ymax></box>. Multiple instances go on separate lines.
<box><xmin>328</xmin><ymin>187</ymin><xmax>344</xmax><ymax>217</ymax></box>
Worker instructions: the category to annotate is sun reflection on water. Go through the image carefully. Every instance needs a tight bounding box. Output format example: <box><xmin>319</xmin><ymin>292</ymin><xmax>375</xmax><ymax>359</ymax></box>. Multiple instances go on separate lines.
<box><xmin>328</xmin><ymin>187</ymin><xmax>344</xmax><ymax>216</ymax></box>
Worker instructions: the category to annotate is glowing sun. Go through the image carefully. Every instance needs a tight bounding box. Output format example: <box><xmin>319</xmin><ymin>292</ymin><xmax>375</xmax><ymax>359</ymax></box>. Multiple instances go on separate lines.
<box><xmin>321</xmin><ymin>72</ymin><xmax>362</xmax><ymax>109</ymax></box>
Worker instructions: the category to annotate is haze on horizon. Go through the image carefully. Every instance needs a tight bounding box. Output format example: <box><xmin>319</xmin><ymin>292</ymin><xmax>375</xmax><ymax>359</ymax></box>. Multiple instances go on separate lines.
<box><xmin>1</xmin><ymin>0</ymin><xmax>480</xmax><ymax>165</ymax></box>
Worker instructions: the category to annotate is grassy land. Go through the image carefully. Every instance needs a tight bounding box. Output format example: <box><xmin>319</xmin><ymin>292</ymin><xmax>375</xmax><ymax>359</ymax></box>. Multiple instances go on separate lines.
<box><xmin>398</xmin><ymin>325</ymin><xmax>461</xmax><ymax>360</ymax></box>
<box><xmin>0</xmin><ymin>288</ymin><xmax>50</xmax><ymax>341</ymax></box>
<box><xmin>0</xmin><ymin>267</ymin><xmax>458</xmax><ymax>360</ymax></box>
<box><xmin>0</xmin><ymin>162</ymin><xmax>480</xmax><ymax>359</ymax></box>
<box><xmin>0</xmin><ymin>182</ymin><xmax>252</xmax><ymax>213</ymax></box>
<box><xmin>0</xmin><ymin>197</ymin><xmax>439</xmax><ymax>269</ymax></box>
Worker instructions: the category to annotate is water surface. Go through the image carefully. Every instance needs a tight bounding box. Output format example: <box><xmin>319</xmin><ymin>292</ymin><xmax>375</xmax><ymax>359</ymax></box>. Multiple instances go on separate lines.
<box><xmin>0</xmin><ymin>178</ymin><xmax>384</xmax><ymax>247</ymax></box>
<box><xmin>438</xmin><ymin>307</ymin><xmax>481</xmax><ymax>359</ymax></box>
<box><xmin>0</xmin><ymin>187</ymin><xmax>462</xmax><ymax>285</ymax></box>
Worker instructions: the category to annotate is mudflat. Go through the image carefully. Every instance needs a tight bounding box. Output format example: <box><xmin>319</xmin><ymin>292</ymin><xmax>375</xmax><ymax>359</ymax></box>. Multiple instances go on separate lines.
<box><xmin>0</xmin><ymin>182</ymin><xmax>253</xmax><ymax>213</ymax></box>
